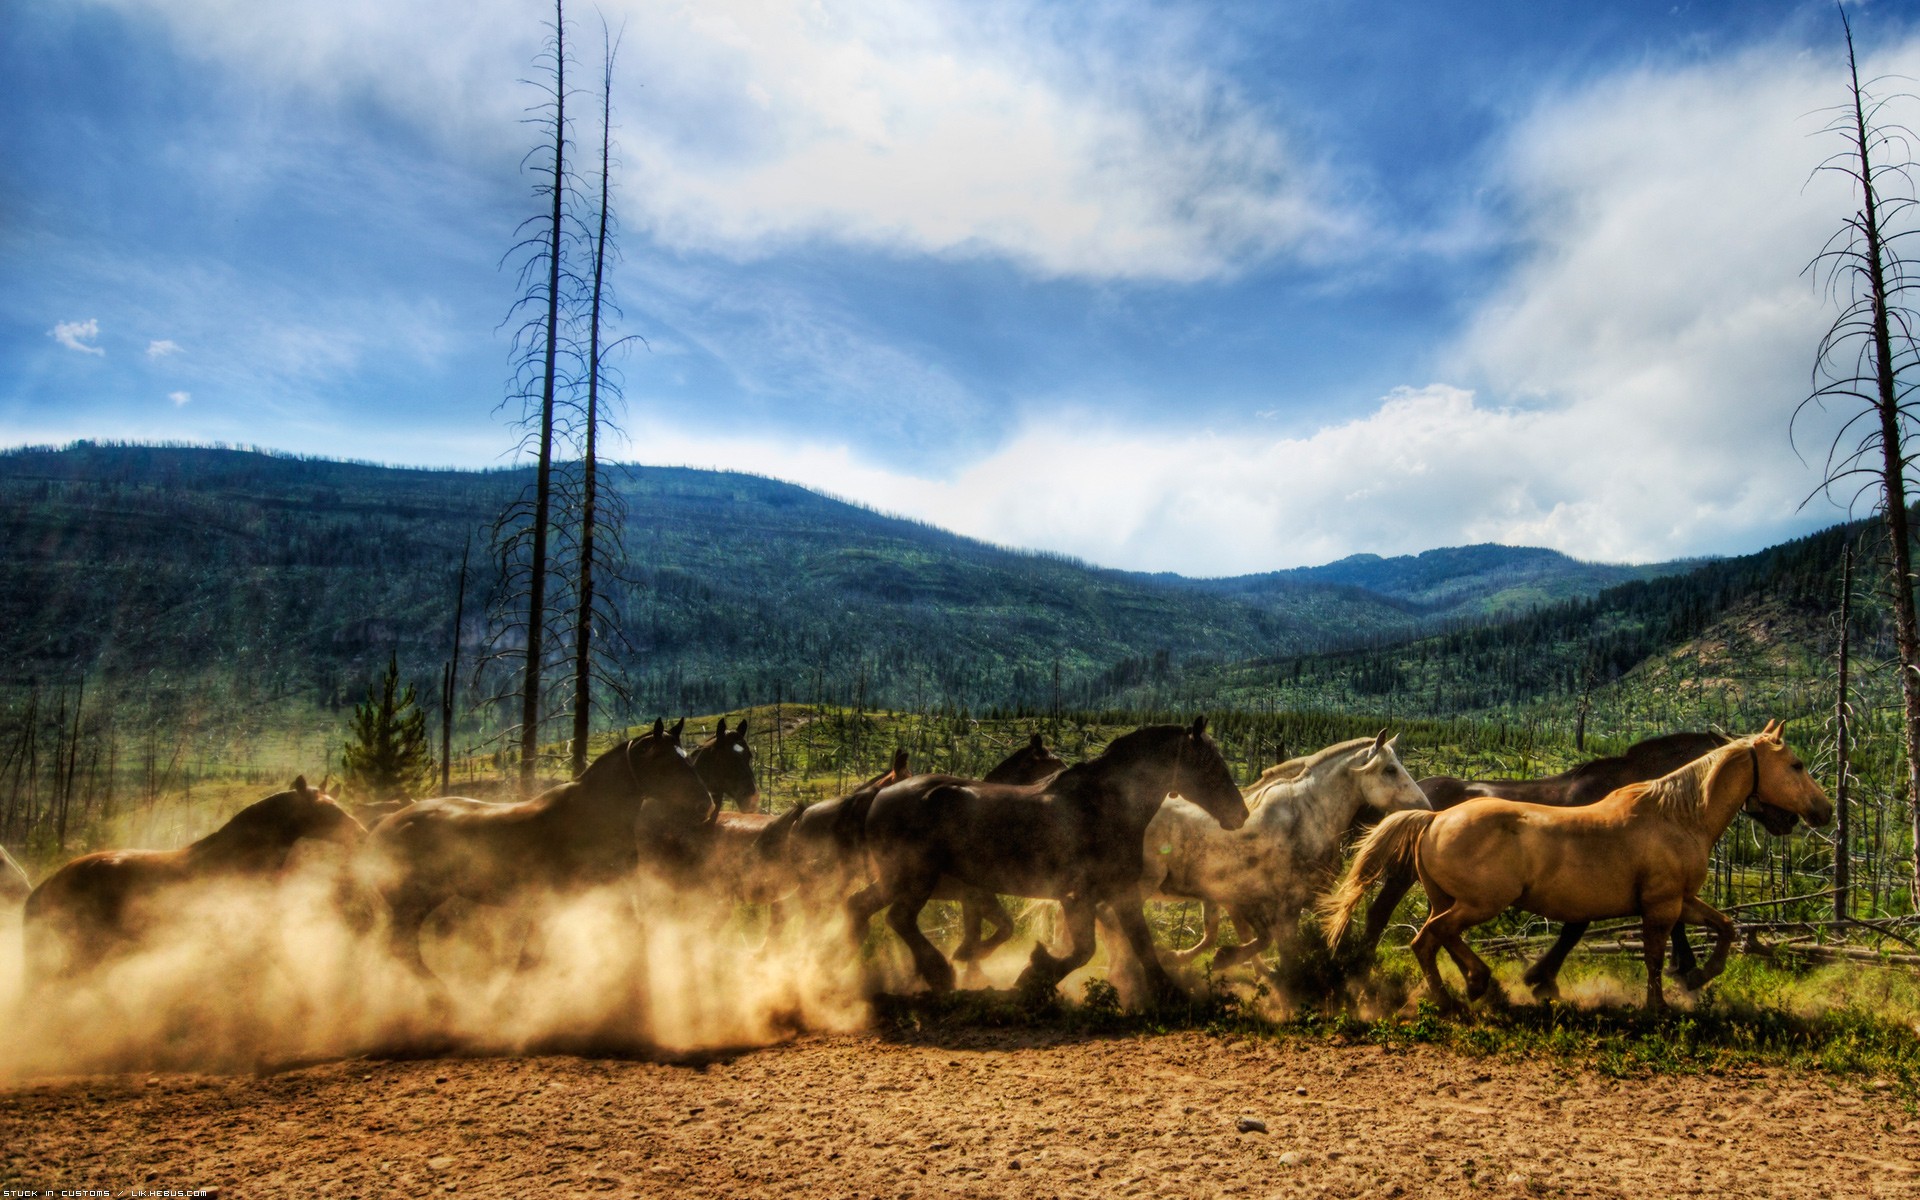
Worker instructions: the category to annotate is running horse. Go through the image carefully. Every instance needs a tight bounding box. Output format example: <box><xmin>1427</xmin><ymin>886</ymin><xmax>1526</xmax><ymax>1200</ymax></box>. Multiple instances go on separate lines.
<box><xmin>1322</xmin><ymin>723</ymin><xmax>1832</xmax><ymax>1011</ymax></box>
<box><xmin>365</xmin><ymin>720</ymin><xmax>714</xmax><ymax>984</ymax></box>
<box><xmin>1145</xmin><ymin>731</ymin><xmax>1429</xmax><ymax>976</ymax></box>
<box><xmin>690</xmin><ymin>716</ymin><xmax>762</xmax><ymax>813</ymax></box>
<box><xmin>23</xmin><ymin>776</ymin><xmax>365</xmax><ymax>978</ymax></box>
<box><xmin>1361</xmin><ymin>731</ymin><xmax>1801</xmax><ymax>996</ymax></box>
<box><xmin>857</xmin><ymin>718</ymin><xmax>1248</xmax><ymax>1005</ymax></box>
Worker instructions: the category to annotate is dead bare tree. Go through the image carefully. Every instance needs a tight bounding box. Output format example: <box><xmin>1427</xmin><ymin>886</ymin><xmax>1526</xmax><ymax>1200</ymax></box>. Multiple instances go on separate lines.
<box><xmin>1799</xmin><ymin>7</ymin><xmax>1920</xmax><ymax>904</ymax></box>
<box><xmin>493</xmin><ymin>0</ymin><xmax>583</xmax><ymax>796</ymax></box>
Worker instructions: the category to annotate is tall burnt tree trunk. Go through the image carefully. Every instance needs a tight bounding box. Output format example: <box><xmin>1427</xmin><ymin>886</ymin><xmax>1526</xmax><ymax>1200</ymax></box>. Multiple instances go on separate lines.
<box><xmin>1803</xmin><ymin>10</ymin><xmax>1920</xmax><ymax>905</ymax></box>
<box><xmin>519</xmin><ymin>0</ymin><xmax>569</xmax><ymax>798</ymax></box>
<box><xmin>571</xmin><ymin>32</ymin><xmax>618</xmax><ymax>779</ymax></box>
<box><xmin>442</xmin><ymin>540</ymin><xmax>470</xmax><ymax>796</ymax></box>
<box><xmin>1835</xmin><ymin>542</ymin><xmax>1854</xmax><ymax>922</ymax></box>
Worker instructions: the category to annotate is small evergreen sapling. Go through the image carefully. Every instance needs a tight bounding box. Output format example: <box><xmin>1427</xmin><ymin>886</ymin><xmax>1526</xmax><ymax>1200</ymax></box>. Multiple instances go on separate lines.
<box><xmin>343</xmin><ymin>653</ymin><xmax>436</xmax><ymax>803</ymax></box>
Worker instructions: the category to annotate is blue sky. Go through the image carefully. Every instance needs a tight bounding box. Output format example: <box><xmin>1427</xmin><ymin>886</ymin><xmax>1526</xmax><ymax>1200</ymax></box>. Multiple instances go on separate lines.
<box><xmin>4</xmin><ymin>0</ymin><xmax>1915</xmax><ymax>573</ymax></box>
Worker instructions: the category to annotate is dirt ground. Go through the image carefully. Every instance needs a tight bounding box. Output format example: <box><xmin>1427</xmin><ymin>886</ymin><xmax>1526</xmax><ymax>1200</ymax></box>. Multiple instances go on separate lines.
<box><xmin>2</xmin><ymin>1029</ymin><xmax>1916</xmax><ymax>1199</ymax></box>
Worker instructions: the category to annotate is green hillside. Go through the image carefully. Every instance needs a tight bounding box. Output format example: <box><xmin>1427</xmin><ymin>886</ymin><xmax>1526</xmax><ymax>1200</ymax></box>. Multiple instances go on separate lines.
<box><xmin>0</xmin><ymin>442</ymin><xmax>1666</xmax><ymax>722</ymax></box>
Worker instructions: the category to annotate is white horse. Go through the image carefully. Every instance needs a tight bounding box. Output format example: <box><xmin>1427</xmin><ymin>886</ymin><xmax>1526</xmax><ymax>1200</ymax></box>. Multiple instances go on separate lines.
<box><xmin>1142</xmin><ymin>731</ymin><xmax>1429</xmax><ymax>973</ymax></box>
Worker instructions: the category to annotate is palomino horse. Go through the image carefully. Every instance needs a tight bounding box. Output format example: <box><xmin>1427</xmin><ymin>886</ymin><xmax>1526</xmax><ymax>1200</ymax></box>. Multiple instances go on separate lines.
<box><xmin>365</xmin><ymin>720</ymin><xmax>714</xmax><ymax>983</ymax></box>
<box><xmin>1322</xmin><ymin>723</ymin><xmax>1832</xmax><ymax>1011</ymax></box>
<box><xmin>1145</xmin><ymin>731</ymin><xmax>1428</xmax><ymax>975</ymax></box>
<box><xmin>858</xmin><ymin>718</ymin><xmax>1248</xmax><ymax>1005</ymax></box>
<box><xmin>1359</xmin><ymin>731</ymin><xmax>1800</xmax><ymax>996</ymax></box>
<box><xmin>23</xmin><ymin>777</ymin><xmax>364</xmax><ymax>978</ymax></box>
<box><xmin>690</xmin><ymin>716</ymin><xmax>761</xmax><ymax>813</ymax></box>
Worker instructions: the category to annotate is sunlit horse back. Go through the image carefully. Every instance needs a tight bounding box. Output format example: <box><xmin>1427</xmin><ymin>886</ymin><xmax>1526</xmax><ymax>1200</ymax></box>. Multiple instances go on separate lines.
<box><xmin>24</xmin><ymin>776</ymin><xmax>363</xmax><ymax>979</ymax></box>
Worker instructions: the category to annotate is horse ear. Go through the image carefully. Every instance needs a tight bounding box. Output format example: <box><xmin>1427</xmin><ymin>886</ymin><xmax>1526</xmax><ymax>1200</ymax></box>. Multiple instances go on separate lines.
<box><xmin>716</xmin><ymin>716</ymin><xmax>728</xmax><ymax>737</ymax></box>
<box><xmin>1189</xmin><ymin>715</ymin><xmax>1207</xmax><ymax>739</ymax></box>
<box><xmin>652</xmin><ymin>717</ymin><xmax>665</xmax><ymax>738</ymax></box>
<box><xmin>1030</xmin><ymin>732</ymin><xmax>1045</xmax><ymax>750</ymax></box>
<box><xmin>1372</xmin><ymin>729</ymin><xmax>1389</xmax><ymax>755</ymax></box>
<box><xmin>669</xmin><ymin>718</ymin><xmax>686</xmax><ymax>741</ymax></box>
<box><xmin>291</xmin><ymin>775</ymin><xmax>310</xmax><ymax>795</ymax></box>
<box><xmin>893</xmin><ymin>748</ymin><xmax>910</xmax><ymax>774</ymax></box>
<box><xmin>736</xmin><ymin>716</ymin><xmax>748</xmax><ymax>739</ymax></box>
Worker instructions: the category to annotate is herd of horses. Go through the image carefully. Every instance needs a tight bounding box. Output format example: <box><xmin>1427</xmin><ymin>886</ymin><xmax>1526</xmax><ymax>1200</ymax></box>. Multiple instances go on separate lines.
<box><xmin>5</xmin><ymin>713</ymin><xmax>1833</xmax><ymax>1018</ymax></box>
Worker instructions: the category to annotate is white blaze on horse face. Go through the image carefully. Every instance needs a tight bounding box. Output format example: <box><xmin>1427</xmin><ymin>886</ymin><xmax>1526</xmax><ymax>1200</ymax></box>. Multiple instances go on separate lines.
<box><xmin>731</xmin><ymin>744</ymin><xmax>747</xmax><ymax>755</ymax></box>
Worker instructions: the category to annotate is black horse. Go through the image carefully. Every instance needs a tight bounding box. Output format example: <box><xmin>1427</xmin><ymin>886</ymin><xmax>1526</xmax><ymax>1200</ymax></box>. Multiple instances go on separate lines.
<box><xmin>856</xmin><ymin>718</ymin><xmax>1247</xmax><ymax>1005</ymax></box>
<box><xmin>1362</xmin><ymin>730</ymin><xmax>1800</xmax><ymax>998</ymax></box>
<box><xmin>365</xmin><ymin>720</ymin><xmax>714</xmax><ymax>985</ymax></box>
<box><xmin>690</xmin><ymin>716</ymin><xmax>761</xmax><ymax>813</ymax></box>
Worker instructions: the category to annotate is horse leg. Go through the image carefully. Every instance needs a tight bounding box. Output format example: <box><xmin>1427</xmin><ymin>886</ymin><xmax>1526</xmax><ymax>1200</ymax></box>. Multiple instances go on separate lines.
<box><xmin>1437</xmin><ymin>920</ymin><xmax>1501</xmax><ymax>1005</ymax></box>
<box><xmin>1016</xmin><ymin>896</ymin><xmax>1096</xmax><ymax>1001</ymax></box>
<box><xmin>1409</xmin><ymin>911</ymin><xmax>1460</xmax><ymax>1014</ymax></box>
<box><xmin>1667</xmin><ymin>923</ymin><xmax>1701</xmax><ymax>980</ymax></box>
<box><xmin>1521</xmin><ymin>921</ymin><xmax>1590</xmax><ymax>1002</ymax></box>
<box><xmin>953</xmin><ymin>892</ymin><xmax>985</xmax><ymax>963</ymax></box>
<box><xmin>974</xmin><ymin>894</ymin><xmax>1017</xmax><ymax>957</ymax></box>
<box><xmin>1677</xmin><ymin>896</ymin><xmax>1735</xmax><ymax>992</ymax></box>
<box><xmin>885</xmin><ymin>894</ymin><xmax>956</xmax><ymax>995</ymax></box>
<box><xmin>845</xmin><ymin>883</ymin><xmax>887</xmax><ymax>952</ymax></box>
<box><xmin>1638</xmin><ymin>906</ymin><xmax>1680</xmax><ymax>1011</ymax></box>
<box><xmin>1360</xmin><ymin>862</ymin><xmax>1416</xmax><ymax>958</ymax></box>
<box><xmin>1212</xmin><ymin>905</ymin><xmax>1272</xmax><ymax>974</ymax></box>
<box><xmin>1103</xmin><ymin>885</ymin><xmax>1184</xmax><ymax>1007</ymax></box>
<box><xmin>1174</xmin><ymin>901</ymin><xmax>1223</xmax><ymax>963</ymax></box>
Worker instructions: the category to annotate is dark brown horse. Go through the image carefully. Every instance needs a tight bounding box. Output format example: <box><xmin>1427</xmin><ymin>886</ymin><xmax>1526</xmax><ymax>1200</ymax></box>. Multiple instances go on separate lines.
<box><xmin>365</xmin><ymin>720</ymin><xmax>715</xmax><ymax>983</ymax></box>
<box><xmin>856</xmin><ymin>718</ymin><xmax>1247</xmax><ymax>1005</ymax></box>
<box><xmin>23</xmin><ymin>776</ymin><xmax>364</xmax><ymax>978</ymax></box>
<box><xmin>690</xmin><ymin>716</ymin><xmax>761</xmax><ymax>813</ymax></box>
<box><xmin>1359</xmin><ymin>731</ymin><xmax>1799</xmax><ymax>997</ymax></box>
<box><xmin>954</xmin><ymin>733</ymin><xmax>1071</xmax><ymax>966</ymax></box>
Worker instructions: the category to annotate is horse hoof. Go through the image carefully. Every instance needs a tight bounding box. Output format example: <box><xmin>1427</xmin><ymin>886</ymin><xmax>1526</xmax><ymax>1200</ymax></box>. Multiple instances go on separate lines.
<box><xmin>1529</xmin><ymin>982</ymin><xmax>1561</xmax><ymax>1004</ymax></box>
<box><xmin>1681</xmin><ymin>969</ymin><xmax>1710</xmax><ymax>992</ymax></box>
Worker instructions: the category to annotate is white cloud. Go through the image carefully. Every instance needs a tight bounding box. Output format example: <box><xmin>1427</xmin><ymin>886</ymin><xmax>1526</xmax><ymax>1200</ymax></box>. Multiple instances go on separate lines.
<box><xmin>147</xmin><ymin>339</ymin><xmax>183</xmax><ymax>357</ymax></box>
<box><xmin>90</xmin><ymin>0</ymin><xmax>1350</xmax><ymax>281</ymax></box>
<box><xmin>168</xmin><ymin>391</ymin><xmax>192</xmax><ymax>406</ymax></box>
<box><xmin>50</xmin><ymin>318</ymin><xmax>106</xmax><ymax>356</ymax></box>
<box><xmin>615</xmin><ymin>37</ymin><xmax>1903</xmax><ymax>574</ymax></box>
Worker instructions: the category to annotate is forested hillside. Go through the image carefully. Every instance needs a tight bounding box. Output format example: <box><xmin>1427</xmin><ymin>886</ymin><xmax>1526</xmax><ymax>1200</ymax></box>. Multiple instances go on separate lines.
<box><xmin>0</xmin><ymin>442</ymin><xmax>1662</xmax><ymax>721</ymax></box>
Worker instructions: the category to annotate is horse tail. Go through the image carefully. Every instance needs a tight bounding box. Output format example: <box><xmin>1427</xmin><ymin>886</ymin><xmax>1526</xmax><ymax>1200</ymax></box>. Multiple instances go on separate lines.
<box><xmin>1320</xmin><ymin>809</ymin><xmax>1434</xmax><ymax>948</ymax></box>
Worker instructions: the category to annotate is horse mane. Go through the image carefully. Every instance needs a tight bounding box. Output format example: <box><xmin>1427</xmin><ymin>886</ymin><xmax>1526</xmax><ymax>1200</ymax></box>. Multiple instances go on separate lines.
<box><xmin>1646</xmin><ymin>740</ymin><xmax>1744</xmax><ymax>824</ymax></box>
<box><xmin>1253</xmin><ymin>737</ymin><xmax>1375</xmax><ymax>789</ymax></box>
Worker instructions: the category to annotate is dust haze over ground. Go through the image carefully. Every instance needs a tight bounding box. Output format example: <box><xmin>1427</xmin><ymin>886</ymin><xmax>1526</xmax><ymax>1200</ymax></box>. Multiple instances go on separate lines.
<box><xmin>0</xmin><ymin>854</ymin><xmax>873</xmax><ymax>1078</ymax></box>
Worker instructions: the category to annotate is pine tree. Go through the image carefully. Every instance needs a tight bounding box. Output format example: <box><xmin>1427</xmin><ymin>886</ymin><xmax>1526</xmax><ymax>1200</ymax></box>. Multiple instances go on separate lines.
<box><xmin>342</xmin><ymin>652</ymin><xmax>436</xmax><ymax>803</ymax></box>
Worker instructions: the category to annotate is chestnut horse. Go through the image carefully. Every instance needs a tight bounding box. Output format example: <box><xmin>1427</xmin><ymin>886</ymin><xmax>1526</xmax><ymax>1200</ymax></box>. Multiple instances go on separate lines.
<box><xmin>857</xmin><ymin>718</ymin><xmax>1248</xmax><ymax>1005</ymax></box>
<box><xmin>365</xmin><ymin>720</ymin><xmax>715</xmax><ymax>983</ymax></box>
<box><xmin>1358</xmin><ymin>731</ymin><xmax>1798</xmax><ymax>995</ymax></box>
<box><xmin>1323</xmin><ymin>723</ymin><xmax>1832</xmax><ymax>1011</ymax></box>
<box><xmin>690</xmin><ymin>716</ymin><xmax>761</xmax><ymax>813</ymax></box>
<box><xmin>24</xmin><ymin>776</ymin><xmax>364</xmax><ymax>978</ymax></box>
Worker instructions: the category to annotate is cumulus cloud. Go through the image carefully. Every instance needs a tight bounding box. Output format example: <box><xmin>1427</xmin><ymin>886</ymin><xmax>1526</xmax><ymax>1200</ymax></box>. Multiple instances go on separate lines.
<box><xmin>50</xmin><ymin>318</ymin><xmax>106</xmax><ymax>355</ymax></box>
<box><xmin>620</xmin><ymin>36</ymin><xmax>1902</xmax><ymax>574</ymax></box>
<box><xmin>147</xmin><ymin>339</ymin><xmax>182</xmax><ymax>357</ymax></box>
<box><xmin>89</xmin><ymin>0</ymin><xmax>1350</xmax><ymax>281</ymax></box>
<box><xmin>168</xmin><ymin>391</ymin><xmax>192</xmax><ymax>406</ymax></box>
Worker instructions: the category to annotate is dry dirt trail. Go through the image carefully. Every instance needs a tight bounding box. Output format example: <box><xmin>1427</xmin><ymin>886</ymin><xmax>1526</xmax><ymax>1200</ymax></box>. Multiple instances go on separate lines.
<box><xmin>3</xmin><ymin>1028</ymin><xmax>1916</xmax><ymax>1199</ymax></box>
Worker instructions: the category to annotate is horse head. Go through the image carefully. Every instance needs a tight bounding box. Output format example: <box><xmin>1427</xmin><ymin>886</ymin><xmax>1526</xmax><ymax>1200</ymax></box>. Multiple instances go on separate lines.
<box><xmin>1748</xmin><ymin>720</ymin><xmax>1833</xmax><ymax>828</ymax></box>
<box><xmin>983</xmin><ymin>732</ymin><xmax>1069</xmax><ymax>785</ymax></box>
<box><xmin>1349</xmin><ymin>730</ymin><xmax>1431</xmax><ymax>816</ymax></box>
<box><xmin>630</xmin><ymin>719</ymin><xmax>718</xmax><ymax>832</ymax></box>
<box><xmin>286</xmin><ymin>775</ymin><xmax>370</xmax><ymax>848</ymax></box>
<box><xmin>1169</xmin><ymin>716</ymin><xmax>1248</xmax><ymax>832</ymax></box>
<box><xmin>693</xmin><ymin>715</ymin><xmax>761</xmax><ymax>811</ymax></box>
